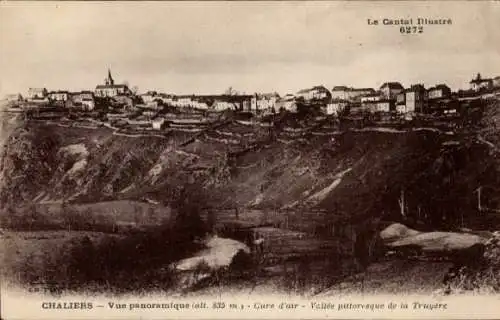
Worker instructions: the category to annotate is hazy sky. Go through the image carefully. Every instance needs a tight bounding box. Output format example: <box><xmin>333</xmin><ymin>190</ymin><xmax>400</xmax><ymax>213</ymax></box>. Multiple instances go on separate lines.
<box><xmin>1</xmin><ymin>1</ymin><xmax>499</xmax><ymax>97</ymax></box>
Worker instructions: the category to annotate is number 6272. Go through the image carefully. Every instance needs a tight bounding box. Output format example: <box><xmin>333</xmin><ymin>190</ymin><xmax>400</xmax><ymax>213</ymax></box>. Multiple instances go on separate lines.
<box><xmin>400</xmin><ymin>26</ymin><xmax>424</xmax><ymax>34</ymax></box>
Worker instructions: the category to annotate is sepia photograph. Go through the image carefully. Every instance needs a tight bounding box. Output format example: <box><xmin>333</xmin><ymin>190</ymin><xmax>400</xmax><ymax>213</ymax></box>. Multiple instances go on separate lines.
<box><xmin>0</xmin><ymin>1</ymin><xmax>500</xmax><ymax>319</ymax></box>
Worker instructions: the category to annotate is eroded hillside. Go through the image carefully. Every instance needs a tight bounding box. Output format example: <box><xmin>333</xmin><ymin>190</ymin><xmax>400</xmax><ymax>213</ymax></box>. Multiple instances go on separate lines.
<box><xmin>1</xmin><ymin>102</ymin><xmax>500</xmax><ymax>230</ymax></box>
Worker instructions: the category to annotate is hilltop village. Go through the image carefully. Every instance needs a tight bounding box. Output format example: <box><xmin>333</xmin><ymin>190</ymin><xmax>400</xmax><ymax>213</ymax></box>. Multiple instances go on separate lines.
<box><xmin>3</xmin><ymin>70</ymin><xmax>500</xmax><ymax>135</ymax></box>
<box><xmin>2</xmin><ymin>70</ymin><xmax>500</xmax><ymax>298</ymax></box>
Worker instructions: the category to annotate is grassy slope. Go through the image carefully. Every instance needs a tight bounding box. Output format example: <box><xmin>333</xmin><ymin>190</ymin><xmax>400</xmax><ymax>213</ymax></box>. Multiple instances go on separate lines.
<box><xmin>0</xmin><ymin>230</ymin><xmax>121</xmax><ymax>284</ymax></box>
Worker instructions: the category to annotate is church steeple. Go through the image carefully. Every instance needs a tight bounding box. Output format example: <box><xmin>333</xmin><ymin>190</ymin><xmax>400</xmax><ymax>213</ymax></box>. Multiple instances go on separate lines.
<box><xmin>105</xmin><ymin>68</ymin><xmax>114</xmax><ymax>86</ymax></box>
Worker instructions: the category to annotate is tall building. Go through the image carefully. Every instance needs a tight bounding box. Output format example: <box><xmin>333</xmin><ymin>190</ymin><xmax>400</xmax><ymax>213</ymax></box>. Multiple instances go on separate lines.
<box><xmin>104</xmin><ymin>69</ymin><xmax>114</xmax><ymax>86</ymax></box>
<box><xmin>405</xmin><ymin>84</ymin><xmax>427</xmax><ymax>113</ymax></box>
<box><xmin>95</xmin><ymin>69</ymin><xmax>130</xmax><ymax>97</ymax></box>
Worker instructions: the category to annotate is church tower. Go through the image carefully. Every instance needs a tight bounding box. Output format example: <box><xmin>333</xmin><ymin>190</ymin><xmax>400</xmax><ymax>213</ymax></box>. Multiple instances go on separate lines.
<box><xmin>104</xmin><ymin>68</ymin><xmax>115</xmax><ymax>86</ymax></box>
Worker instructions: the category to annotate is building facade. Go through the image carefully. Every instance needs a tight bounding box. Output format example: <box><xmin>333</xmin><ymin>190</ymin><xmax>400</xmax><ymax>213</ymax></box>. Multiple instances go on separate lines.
<box><xmin>331</xmin><ymin>86</ymin><xmax>375</xmax><ymax>102</ymax></box>
<box><xmin>360</xmin><ymin>93</ymin><xmax>382</xmax><ymax>105</ymax></box>
<box><xmin>326</xmin><ymin>100</ymin><xmax>348</xmax><ymax>115</ymax></box>
<box><xmin>152</xmin><ymin>118</ymin><xmax>166</xmax><ymax>130</ymax></box>
<box><xmin>380</xmin><ymin>82</ymin><xmax>404</xmax><ymax>100</ymax></box>
<box><xmin>211</xmin><ymin>101</ymin><xmax>239</xmax><ymax>112</ymax></box>
<box><xmin>276</xmin><ymin>94</ymin><xmax>297</xmax><ymax>112</ymax></box>
<box><xmin>95</xmin><ymin>69</ymin><xmax>131</xmax><ymax>97</ymax></box>
<box><xmin>192</xmin><ymin>101</ymin><xmax>209</xmax><ymax>110</ymax></box>
<box><xmin>27</xmin><ymin>88</ymin><xmax>48</xmax><ymax>100</ymax></box>
<box><xmin>251</xmin><ymin>93</ymin><xmax>279</xmax><ymax>112</ymax></box>
<box><xmin>470</xmin><ymin>73</ymin><xmax>493</xmax><ymax>91</ymax></box>
<box><xmin>331</xmin><ymin>86</ymin><xmax>350</xmax><ymax>101</ymax></box>
<box><xmin>174</xmin><ymin>96</ymin><xmax>195</xmax><ymax>108</ymax></box>
<box><xmin>48</xmin><ymin>91</ymin><xmax>70</xmax><ymax>101</ymax></box>
<box><xmin>374</xmin><ymin>100</ymin><xmax>391</xmax><ymax>113</ymax></box>
<box><xmin>141</xmin><ymin>91</ymin><xmax>158</xmax><ymax>104</ymax></box>
<box><xmin>492</xmin><ymin>76</ymin><xmax>500</xmax><ymax>88</ymax></box>
<box><xmin>428</xmin><ymin>84</ymin><xmax>451</xmax><ymax>100</ymax></box>
<box><xmin>72</xmin><ymin>91</ymin><xmax>96</xmax><ymax>110</ymax></box>
<box><xmin>405</xmin><ymin>84</ymin><xmax>427</xmax><ymax>113</ymax></box>
<box><xmin>396</xmin><ymin>92</ymin><xmax>406</xmax><ymax>113</ymax></box>
<box><xmin>296</xmin><ymin>85</ymin><xmax>331</xmax><ymax>103</ymax></box>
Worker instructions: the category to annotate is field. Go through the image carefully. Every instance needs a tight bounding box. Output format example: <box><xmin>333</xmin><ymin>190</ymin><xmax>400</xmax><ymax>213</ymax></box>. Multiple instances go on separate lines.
<box><xmin>1</xmin><ymin>200</ymin><xmax>171</xmax><ymax>233</ymax></box>
<box><xmin>0</xmin><ymin>230</ymin><xmax>121</xmax><ymax>287</ymax></box>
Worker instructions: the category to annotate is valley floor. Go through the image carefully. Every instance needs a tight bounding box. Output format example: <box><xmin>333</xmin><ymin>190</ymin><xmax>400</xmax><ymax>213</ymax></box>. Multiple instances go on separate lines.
<box><xmin>0</xmin><ymin>229</ymin><xmax>456</xmax><ymax>297</ymax></box>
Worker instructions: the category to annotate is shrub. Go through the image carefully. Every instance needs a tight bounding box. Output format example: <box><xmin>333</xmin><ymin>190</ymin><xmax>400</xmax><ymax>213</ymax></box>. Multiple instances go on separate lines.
<box><xmin>446</xmin><ymin>235</ymin><xmax>500</xmax><ymax>294</ymax></box>
<box><xmin>230</xmin><ymin>249</ymin><xmax>254</xmax><ymax>273</ymax></box>
<box><xmin>170</xmin><ymin>182</ymin><xmax>211</xmax><ymax>242</ymax></box>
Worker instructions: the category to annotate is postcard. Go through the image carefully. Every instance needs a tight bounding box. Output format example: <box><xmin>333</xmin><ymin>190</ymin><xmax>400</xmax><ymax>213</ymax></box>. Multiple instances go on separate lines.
<box><xmin>1</xmin><ymin>1</ymin><xmax>500</xmax><ymax>319</ymax></box>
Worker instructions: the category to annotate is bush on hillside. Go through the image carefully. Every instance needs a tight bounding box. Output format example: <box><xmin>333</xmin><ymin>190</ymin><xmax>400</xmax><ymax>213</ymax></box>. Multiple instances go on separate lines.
<box><xmin>446</xmin><ymin>234</ymin><xmax>500</xmax><ymax>294</ymax></box>
<box><xmin>169</xmin><ymin>182</ymin><xmax>213</xmax><ymax>242</ymax></box>
<box><xmin>229</xmin><ymin>249</ymin><xmax>254</xmax><ymax>274</ymax></box>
